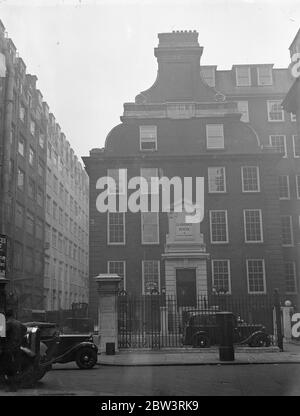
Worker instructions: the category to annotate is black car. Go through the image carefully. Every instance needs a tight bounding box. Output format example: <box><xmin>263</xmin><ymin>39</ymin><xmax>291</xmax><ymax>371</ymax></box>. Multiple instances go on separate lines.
<box><xmin>25</xmin><ymin>322</ymin><xmax>98</xmax><ymax>370</ymax></box>
<box><xmin>183</xmin><ymin>310</ymin><xmax>271</xmax><ymax>348</ymax></box>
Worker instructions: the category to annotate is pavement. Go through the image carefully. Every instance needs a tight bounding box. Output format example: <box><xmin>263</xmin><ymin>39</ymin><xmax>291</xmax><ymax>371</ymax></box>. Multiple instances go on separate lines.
<box><xmin>98</xmin><ymin>341</ymin><xmax>300</xmax><ymax>366</ymax></box>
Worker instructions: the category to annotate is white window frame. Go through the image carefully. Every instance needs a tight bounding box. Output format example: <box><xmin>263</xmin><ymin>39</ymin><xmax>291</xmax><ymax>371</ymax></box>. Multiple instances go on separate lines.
<box><xmin>267</xmin><ymin>100</ymin><xmax>284</xmax><ymax>122</ymax></box>
<box><xmin>108</xmin><ymin>260</ymin><xmax>126</xmax><ymax>290</ymax></box>
<box><xmin>243</xmin><ymin>209</ymin><xmax>263</xmax><ymax>243</ymax></box>
<box><xmin>296</xmin><ymin>175</ymin><xmax>300</xmax><ymax>200</ymax></box>
<box><xmin>281</xmin><ymin>215</ymin><xmax>294</xmax><ymax>247</ymax></box>
<box><xmin>291</xmin><ymin>113</ymin><xmax>297</xmax><ymax>122</ymax></box>
<box><xmin>235</xmin><ymin>66</ymin><xmax>251</xmax><ymax>87</ymax></box>
<box><xmin>279</xmin><ymin>175</ymin><xmax>290</xmax><ymax>200</ymax></box>
<box><xmin>246</xmin><ymin>259</ymin><xmax>266</xmax><ymax>294</ymax></box>
<box><xmin>142</xmin><ymin>260</ymin><xmax>161</xmax><ymax>295</ymax></box>
<box><xmin>141</xmin><ymin>212</ymin><xmax>159</xmax><ymax>245</ymax></box>
<box><xmin>236</xmin><ymin>101</ymin><xmax>249</xmax><ymax>122</ymax></box>
<box><xmin>293</xmin><ymin>135</ymin><xmax>300</xmax><ymax>158</ymax></box>
<box><xmin>209</xmin><ymin>210</ymin><xmax>229</xmax><ymax>244</ymax></box>
<box><xmin>206</xmin><ymin>124</ymin><xmax>224</xmax><ymax>149</ymax></box>
<box><xmin>284</xmin><ymin>261</ymin><xmax>297</xmax><ymax>294</ymax></box>
<box><xmin>269</xmin><ymin>135</ymin><xmax>287</xmax><ymax>158</ymax></box>
<box><xmin>257</xmin><ymin>66</ymin><xmax>273</xmax><ymax>86</ymax></box>
<box><xmin>107</xmin><ymin>212</ymin><xmax>126</xmax><ymax>245</ymax></box>
<box><xmin>208</xmin><ymin>167</ymin><xmax>226</xmax><ymax>193</ymax></box>
<box><xmin>139</xmin><ymin>126</ymin><xmax>157</xmax><ymax>152</ymax></box>
<box><xmin>241</xmin><ymin>166</ymin><xmax>260</xmax><ymax>193</ymax></box>
<box><xmin>211</xmin><ymin>259</ymin><xmax>231</xmax><ymax>294</ymax></box>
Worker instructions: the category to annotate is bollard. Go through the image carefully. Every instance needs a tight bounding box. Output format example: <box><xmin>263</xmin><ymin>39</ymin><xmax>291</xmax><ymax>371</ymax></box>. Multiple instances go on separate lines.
<box><xmin>216</xmin><ymin>312</ymin><xmax>235</xmax><ymax>361</ymax></box>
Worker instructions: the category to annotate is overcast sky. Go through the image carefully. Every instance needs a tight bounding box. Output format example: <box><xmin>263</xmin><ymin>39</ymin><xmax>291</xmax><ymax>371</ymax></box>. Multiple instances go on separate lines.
<box><xmin>0</xmin><ymin>0</ymin><xmax>299</xmax><ymax>161</ymax></box>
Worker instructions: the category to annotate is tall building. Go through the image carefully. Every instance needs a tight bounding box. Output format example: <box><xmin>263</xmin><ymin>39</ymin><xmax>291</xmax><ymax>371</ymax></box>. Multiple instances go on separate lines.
<box><xmin>44</xmin><ymin>112</ymin><xmax>89</xmax><ymax>311</ymax></box>
<box><xmin>0</xmin><ymin>20</ymin><xmax>89</xmax><ymax>315</ymax></box>
<box><xmin>84</xmin><ymin>30</ymin><xmax>298</xmax><ymax>321</ymax></box>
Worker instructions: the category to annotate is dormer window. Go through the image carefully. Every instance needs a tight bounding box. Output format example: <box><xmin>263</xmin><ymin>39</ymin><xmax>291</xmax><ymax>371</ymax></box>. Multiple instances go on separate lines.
<box><xmin>257</xmin><ymin>66</ymin><xmax>273</xmax><ymax>86</ymax></box>
<box><xmin>201</xmin><ymin>66</ymin><xmax>216</xmax><ymax>87</ymax></box>
<box><xmin>140</xmin><ymin>126</ymin><xmax>157</xmax><ymax>151</ymax></box>
<box><xmin>206</xmin><ymin>124</ymin><xmax>224</xmax><ymax>149</ymax></box>
<box><xmin>235</xmin><ymin>66</ymin><xmax>251</xmax><ymax>86</ymax></box>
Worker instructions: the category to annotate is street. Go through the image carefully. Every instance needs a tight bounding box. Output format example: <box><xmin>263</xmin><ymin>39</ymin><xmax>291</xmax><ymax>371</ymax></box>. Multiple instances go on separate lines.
<box><xmin>1</xmin><ymin>362</ymin><xmax>300</xmax><ymax>396</ymax></box>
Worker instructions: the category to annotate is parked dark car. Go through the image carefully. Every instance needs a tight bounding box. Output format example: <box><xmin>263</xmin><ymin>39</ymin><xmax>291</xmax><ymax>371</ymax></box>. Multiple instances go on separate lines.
<box><xmin>25</xmin><ymin>322</ymin><xmax>98</xmax><ymax>369</ymax></box>
<box><xmin>183</xmin><ymin>310</ymin><xmax>271</xmax><ymax>348</ymax></box>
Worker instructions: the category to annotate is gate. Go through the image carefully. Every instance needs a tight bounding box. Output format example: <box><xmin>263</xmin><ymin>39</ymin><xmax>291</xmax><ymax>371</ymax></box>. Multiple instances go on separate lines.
<box><xmin>117</xmin><ymin>292</ymin><xmax>277</xmax><ymax>349</ymax></box>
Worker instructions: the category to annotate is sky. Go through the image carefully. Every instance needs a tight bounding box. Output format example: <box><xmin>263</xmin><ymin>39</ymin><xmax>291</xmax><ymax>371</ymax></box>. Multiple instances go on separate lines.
<box><xmin>0</xmin><ymin>0</ymin><xmax>299</xmax><ymax>161</ymax></box>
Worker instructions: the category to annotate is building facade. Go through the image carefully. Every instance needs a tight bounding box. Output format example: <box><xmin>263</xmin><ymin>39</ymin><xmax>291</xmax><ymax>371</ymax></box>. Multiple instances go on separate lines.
<box><xmin>0</xmin><ymin>20</ymin><xmax>89</xmax><ymax>315</ymax></box>
<box><xmin>44</xmin><ymin>113</ymin><xmax>89</xmax><ymax>310</ymax></box>
<box><xmin>84</xmin><ymin>30</ymin><xmax>298</xmax><ymax>321</ymax></box>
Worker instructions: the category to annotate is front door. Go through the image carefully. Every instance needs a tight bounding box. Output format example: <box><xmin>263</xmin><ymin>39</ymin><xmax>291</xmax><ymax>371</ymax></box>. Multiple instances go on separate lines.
<box><xmin>176</xmin><ymin>268</ymin><xmax>197</xmax><ymax>307</ymax></box>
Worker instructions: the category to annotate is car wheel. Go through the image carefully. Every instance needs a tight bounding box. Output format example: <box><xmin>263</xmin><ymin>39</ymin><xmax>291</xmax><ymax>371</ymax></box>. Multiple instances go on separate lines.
<box><xmin>192</xmin><ymin>334</ymin><xmax>210</xmax><ymax>348</ymax></box>
<box><xmin>75</xmin><ymin>347</ymin><xmax>97</xmax><ymax>369</ymax></box>
<box><xmin>250</xmin><ymin>334</ymin><xmax>270</xmax><ymax>347</ymax></box>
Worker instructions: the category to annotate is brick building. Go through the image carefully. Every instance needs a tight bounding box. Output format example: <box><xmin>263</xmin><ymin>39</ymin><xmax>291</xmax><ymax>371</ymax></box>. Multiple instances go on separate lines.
<box><xmin>84</xmin><ymin>30</ymin><xmax>299</xmax><ymax>320</ymax></box>
<box><xmin>0</xmin><ymin>20</ymin><xmax>89</xmax><ymax>315</ymax></box>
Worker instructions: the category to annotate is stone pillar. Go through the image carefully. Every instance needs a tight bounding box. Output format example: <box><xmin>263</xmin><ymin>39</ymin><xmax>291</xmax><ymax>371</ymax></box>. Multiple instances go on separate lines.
<box><xmin>94</xmin><ymin>274</ymin><xmax>123</xmax><ymax>354</ymax></box>
<box><xmin>282</xmin><ymin>305</ymin><xmax>294</xmax><ymax>341</ymax></box>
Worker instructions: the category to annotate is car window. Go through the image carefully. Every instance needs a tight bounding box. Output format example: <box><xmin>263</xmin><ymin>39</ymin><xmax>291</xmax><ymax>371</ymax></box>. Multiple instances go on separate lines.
<box><xmin>190</xmin><ymin>314</ymin><xmax>216</xmax><ymax>326</ymax></box>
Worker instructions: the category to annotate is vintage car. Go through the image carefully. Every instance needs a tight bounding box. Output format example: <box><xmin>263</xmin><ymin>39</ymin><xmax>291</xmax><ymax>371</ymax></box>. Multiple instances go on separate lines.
<box><xmin>183</xmin><ymin>310</ymin><xmax>271</xmax><ymax>348</ymax></box>
<box><xmin>25</xmin><ymin>322</ymin><xmax>98</xmax><ymax>369</ymax></box>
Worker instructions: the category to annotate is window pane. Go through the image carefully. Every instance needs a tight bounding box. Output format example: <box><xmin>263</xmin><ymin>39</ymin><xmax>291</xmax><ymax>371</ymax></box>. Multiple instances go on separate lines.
<box><xmin>143</xmin><ymin>260</ymin><xmax>160</xmax><ymax>294</ymax></box>
<box><xmin>212</xmin><ymin>260</ymin><xmax>230</xmax><ymax>293</ymax></box>
<box><xmin>206</xmin><ymin>124</ymin><xmax>224</xmax><ymax>149</ymax></box>
<box><xmin>242</xmin><ymin>166</ymin><xmax>259</xmax><ymax>192</ymax></box>
<box><xmin>281</xmin><ymin>216</ymin><xmax>293</xmax><ymax>246</ymax></box>
<box><xmin>210</xmin><ymin>211</ymin><xmax>228</xmax><ymax>242</ymax></box>
<box><xmin>279</xmin><ymin>176</ymin><xmax>290</xmax><ymax>199</ymax></box>
<box><xmin>244</xmin><ymin>210</ymin><xmax>263</xmax><ymax>242</ymax></box>
<box><xmin>285</xmin><ymin>262</ymin><xmax>297</xmax><ymax>293</ymax></box>
<box><xmin>237</xmin><ymin>101</ymin><xmax>249</xmax><ymax>122</ymax></box>
<box><xmin>108</xmin><ymin>213</ymin><xmax>125</xmax><ymax>244</ymax></box>
<box><xmin>247</xmin><ymin>260</ymin><xmax>265</xmax><ymax>293</ymax></box>
<box><xmin>293</xmin><ymin>135</ymin><xmax>300</xmax><ymax>157</ymax></box>
<box><xmin>268</xmin><ymin>101</ymin><xmax>284</xmax><ymax>121</ymax></box>
<box><xmin>270</xmin><ymin>135</ymin><xmax>286</xmax><ymax>155</ymax></box>
<box><xmin>208</xmin><ymin>167</ymin><xmax>226</xmax><ymax>192</ymax></box>
<box><xmin>257</xmin><ymin>66</ymin><xmax>272</xmax><ymax>85</ymax></box>
<box><xmin>236</xmin><ymin>67</ymin><xmax>251</xmax><ymax>86</ymax></box>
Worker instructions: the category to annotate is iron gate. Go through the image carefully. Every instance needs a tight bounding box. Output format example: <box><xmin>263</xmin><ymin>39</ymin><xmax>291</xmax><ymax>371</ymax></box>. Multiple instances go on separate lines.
<box><xmin>117</xmin><ymin>292</ymin><xmax>277</xmax><ymax>349</ymax></box>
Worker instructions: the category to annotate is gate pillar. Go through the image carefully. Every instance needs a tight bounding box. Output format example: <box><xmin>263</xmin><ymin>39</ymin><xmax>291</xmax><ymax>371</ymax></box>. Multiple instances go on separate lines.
<box><xmin>95</xmin><ymin>274</ymin><xmax>123</xmax><ymax>353</ymax></box>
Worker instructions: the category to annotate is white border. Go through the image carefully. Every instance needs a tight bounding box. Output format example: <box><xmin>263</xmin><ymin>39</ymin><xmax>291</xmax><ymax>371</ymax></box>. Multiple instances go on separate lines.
<box><xmin>241</xmin><ymin>166</ymin><xmax>260</xmax><ymax>193</ymax></box>
<box><xmin>107</xmin><ymin>212</ymin><xmax>126</xmax><ymax>245</ymax></box>
<box><xmin>246</xmin><ymin>259</ymin><xmax>266</xmax><ymax>294</ymax></box>
<box><xmin>142</xmin><ymin>260</ymin><xmax>160</xmax><ymax>295</ymax></box>
<box><xmin>267</xmin><ymin>100</ymin><xmax>284</xmax><ymax>122</ymax></box>
<box><xmin>243</xmin><ymin>209</ymin><xmax>263</xmax><ymax>243</ymax></box>
<box><xmin>211</xmin><ymin>259</ymin><xmax>232</xmax><ymax>294</ymax></box>
<box><xmin>209</xmin><ymin>210</ymin><xmax>229</xmax><ymax>244</ymax></box>
<box><xmin>208</xmin><ymin>167</ymin><xmax>226</xmax><ymax>193</ymax></box>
